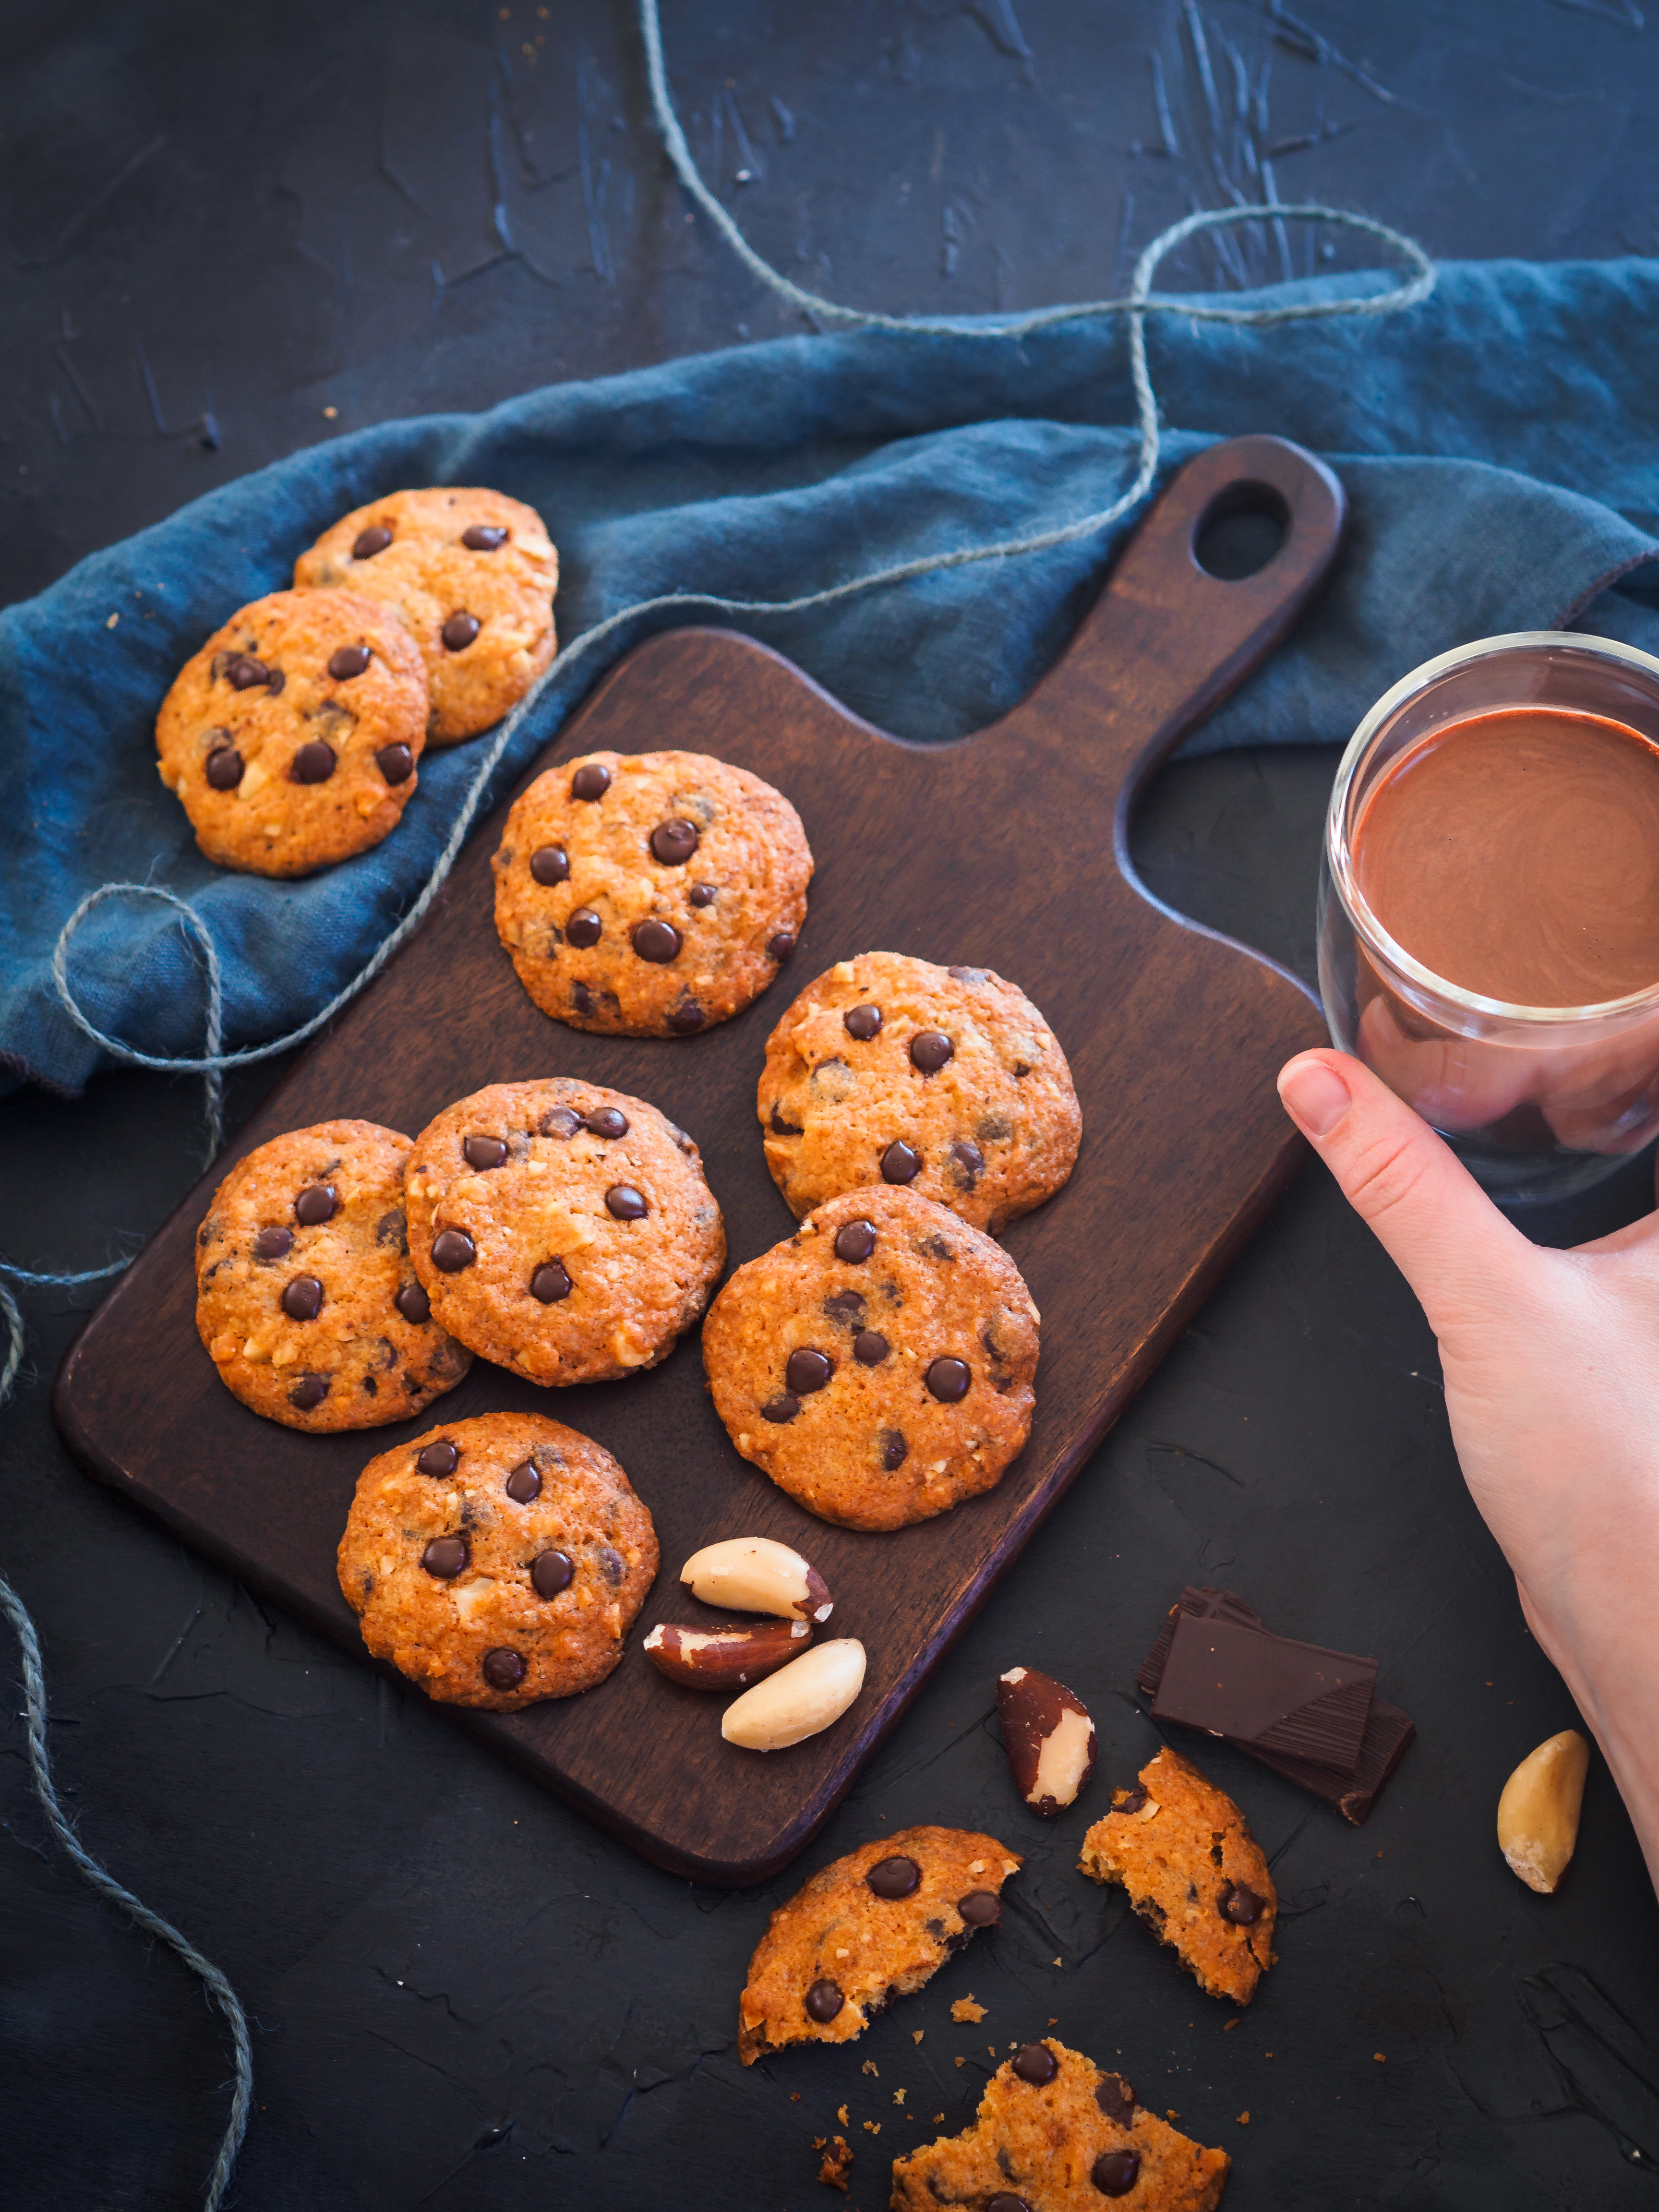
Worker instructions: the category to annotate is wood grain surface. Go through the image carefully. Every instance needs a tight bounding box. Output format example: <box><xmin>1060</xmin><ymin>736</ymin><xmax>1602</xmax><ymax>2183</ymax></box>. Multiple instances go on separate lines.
<box><xmin>53</xmin><ymin>434</ymin><xmax>1341</xmax><ymax>1884</ymax></box>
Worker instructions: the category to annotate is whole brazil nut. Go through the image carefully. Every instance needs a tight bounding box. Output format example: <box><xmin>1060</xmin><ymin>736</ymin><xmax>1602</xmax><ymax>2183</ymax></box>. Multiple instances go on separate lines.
<box><xmin>997</xmin><ymin>1665</ymin><xmax>1097</xmax><ymax>1815</ymax></box>
<box><xmin>645</xmin><ymin>1618</ymin><xmax>812</xmax><ymax>1690</ymax></box>
<box><xmin>1497</xmin><ymin>1728</ymin><xmax>1590</xmax><ymax>1894</ymax></box>
<box><xmin>721</xmin><ymin>1638</ymin><xmax>867</xmax><ymax>1751</ymax></box>
<box><xmin>680</xmin><ymin>1535</ymin><xmax>833</xmax><ymax>1623</ymax></box>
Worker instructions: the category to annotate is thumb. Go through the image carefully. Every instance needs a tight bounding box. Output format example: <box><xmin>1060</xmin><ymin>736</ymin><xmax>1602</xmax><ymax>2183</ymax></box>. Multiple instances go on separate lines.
<box><xmin>1276</xmin><ymin>1049</ymin><xmax>1534</xmax><ymax>1334</ymax></box>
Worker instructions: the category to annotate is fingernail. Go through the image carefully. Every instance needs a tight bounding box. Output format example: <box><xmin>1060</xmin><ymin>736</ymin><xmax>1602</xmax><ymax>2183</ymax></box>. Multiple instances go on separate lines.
<box><xmin>1278</xmin><ymin>1057</ymin><xmax>1352</xmax><ymax>1139</ymax></box>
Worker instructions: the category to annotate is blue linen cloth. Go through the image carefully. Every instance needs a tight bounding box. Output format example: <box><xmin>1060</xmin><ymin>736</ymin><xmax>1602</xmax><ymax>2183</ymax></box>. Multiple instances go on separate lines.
<box><xmin>5</xmin><ymin>255</ymin><xmax>1659</xmax><ymax>1099</ymax></box>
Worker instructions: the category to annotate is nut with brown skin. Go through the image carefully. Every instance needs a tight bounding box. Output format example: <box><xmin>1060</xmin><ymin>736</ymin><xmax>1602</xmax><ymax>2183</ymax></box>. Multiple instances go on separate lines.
<box><xmin>680</xmin><ymin>1536</ymin><xmax>833</xmax><ymax>1623</ymax></box>
<box><xmin>1498</xmin><ymin>1729</ymin><xmax>1590</xmax><ymax>1894</ymax></box>
<box><xmin>998</xmin><ymin>1665</ymin><xmax>1097</xmax><ymax>1815</ymax></box>
<box><xmin>644</xmin><ymin>1618</ymin><xmax>812</xmax><ymax>1690</ymax></box>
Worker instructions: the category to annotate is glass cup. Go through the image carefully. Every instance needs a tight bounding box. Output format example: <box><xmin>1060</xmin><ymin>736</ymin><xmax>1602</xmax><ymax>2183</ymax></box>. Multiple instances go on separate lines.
<box><xmin>1319</xmin><ymin>632</ymin><xmax>1659</xmax><ymax>1203</ymax></box>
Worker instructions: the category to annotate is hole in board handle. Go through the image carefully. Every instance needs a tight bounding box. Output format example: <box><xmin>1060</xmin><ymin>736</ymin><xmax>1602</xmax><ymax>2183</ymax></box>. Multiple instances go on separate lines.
<box><xmin>1192</xmin><ymin>480</ymin><xmax>1290</xmax><ymax>582</ymax></box>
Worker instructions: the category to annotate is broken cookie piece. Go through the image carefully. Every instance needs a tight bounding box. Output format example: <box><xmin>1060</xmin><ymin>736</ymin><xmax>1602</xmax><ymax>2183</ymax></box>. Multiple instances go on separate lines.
<box><xmin>1078</xmin><ymin>1745</ymin><xmax>1276</xmax><ymax>2006</ymax></box>
<box><xmin>890</xmin><ymin>2036</ymin><xmax>1229</xmax><ymax>2210</ymax></box>
<box><xmin>998</xmin><ymin>1664</ymin><xmax>1097</xmax><ymax>1814</ymax></box>
<box><xmin>738</xmin><ymin>1826</ymin><xmax>1020</xmax><ymax>2064</ymax></box>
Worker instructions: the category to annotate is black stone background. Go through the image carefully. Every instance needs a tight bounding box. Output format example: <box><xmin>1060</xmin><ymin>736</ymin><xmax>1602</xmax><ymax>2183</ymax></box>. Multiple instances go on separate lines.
<box><xmin>4</xmin><ymin>3</ymin><xmax>1659</xmax><ymax>2207</ymax></box>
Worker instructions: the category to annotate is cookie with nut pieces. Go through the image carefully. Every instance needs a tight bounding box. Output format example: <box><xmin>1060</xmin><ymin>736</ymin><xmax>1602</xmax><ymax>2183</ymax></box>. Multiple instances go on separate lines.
<box><xmin>195</xmin><ymin>1119</ymin><xmax>471</xmax><ymax>1431</ymax></box>
<box><xmin>738</xmin><ymin>1825</ymin><xmax>1020</xmax><ymax>2064</ymax></box>
<box><xmin>757</xmin><ymin>950</ymin><xmax>1081</xmax><ymax>1234</ymax></box>
<box><xmin>701</xmin><ymin>1186</ymin><xmax>1039</xmax><ymax>1531</ymax></box>
<box><xmin>295</xmin><ymin>486</ymin><xmax>557</xmax><ymax>744</ymax></box>
<box><xmin>338</xmin><ymin>1411</ymin><xmax>657</xmax><ymax>1710</ymax></box>
<box><xmin>1079</xmin><ymin>1744</ymin><xmax>1277</xmax><ymax>2006</ymax></box>
<box><xmin>404</xmin><ymin>1077</ymin><xmax>725</xmax><ymax>1386</ymax></box>
<box><xmin>890</xmin><ymin>2036</ymin><xmax>1229</xmax><ymax>2211</ymax></box>
<box><xmin>492</xmin><ymin>748</ymin><xmax>812</xmax><ymax>1037</ymax></box>
<box><xmin>156</xmin><ymin>589</ymin><xmax>429</xmax><ymax>877</ymax></box>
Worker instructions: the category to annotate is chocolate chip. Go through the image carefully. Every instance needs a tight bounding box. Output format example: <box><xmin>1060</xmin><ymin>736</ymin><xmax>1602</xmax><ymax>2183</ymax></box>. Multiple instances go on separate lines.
<box><xmin>986</xmin><ymin>2196</ymin><xmax>1033</xmax><ymax>2212</ymax></box>
<box><xmin>632</xmin><ymin>918</ymin><xmax>681</xmax><ymax>963</ymax></box>
<box><xmin>822</xmin><ymin>1290</ymin><xmax>866</xmax><ymax>1326</ymax></box>
<box><xmin>376</xmin><ymin>742</ymin><xmax>415</xmax><ymax>784</ymax></box>
<box><xmin>1114</xmin><ymin>1784</ymin><xmax>1148</xmax><ymax>1815</ymax></box>
<box><xmin>880</xmin><ymin>1141</ymin><xmax>922</xmax><ymax>1184</ymax></box>
<box><xmin>762</xmin><ymin>1394</ymin><xmax>800</xmax><ymax>1423</ymax></box>
<box><xmin>768</xmin><ymin>931</ymin><xmax>796</xmax><ymax>962</ymax></box>
<box><xmin>1091</xmin><ymin>2150</ymin><xmax>1140</xmax><ymax>2197</ymax></box>
<box><xmin>976</xmin><ymin>1112</ymin><xmax>1012</xmax><ymax>1142</ymax></box>
<box><xmin>530</xmin><ymin>844</ymin><xmax>569</xmax><ymax>885</ymax></box>
<box><xmin>958</xmin><ymin>1889</ymin><xmax>1001</xmax><ymax>1927</ymax></box>
<box><xmin>805</xmin><ymin>1979</ymin><xmax>844</xmax><ymax>2023</ymax></box>
<box><xmin>854</xmin><ymin>1330</ymin><xmax>890</xmax><ymax>1366</ymax></box>
<box><xmin>834</xmin><ymin>1219</ymin><xmax>878</xmax><ymax>1263</ymax></box>
<box><xmin>531</xmin><ymin>1260</ymin><xmax>572</xmax><ymax>1303</ymax></box>
<box><xmin>289</xmin><ymin>1374</ymin><xmax>328</xmax><ymax>1411</ymax></box>
<box><xmin>565</xmin><ymin>908</ymin><xmax>603</xmax><ymax>948</ymax></box>
<box><xmin>585</xmin><ymin>1107</ymin><xmax>629</xmax><ymax>1140</ymax></box>
<box><xmin>785</xmin><ymin>1348</ymin><xmax>834</xmax><ymax>1395</ymax></box>
<box><xmin>649</xmin><ymin>817</ymin><xmax>699</xmax><ymax>865</ymax></box>
<box><xmin>866</xmin><ymin>1854</ymin><xmax>920</xmax><ymax>1899</ymax></box>
<box><xmin>843</xmin><ymin>1004</ymin><xmax>882</xmax><ymax>1040</ymax></box>
<box><xmin>462</xmin><ymin>523</ymin><xmax>508</xmax><ymax>550</ymax></box>
<box><xmin>416</xmin><ymin>1439</ymin><xmax>459</xmax><ymax>1478</ymax></box>
<box><xmin>688</xmin><ymin>881</ymin><xmax>716</xmax><ymax>907</ymax></box>
<box><xmin>463</xmin><ymin>1135</ymin><xmax>507</xmax><ymax>1171</ymax></box>
<box><xmin>395</xmin><ymin>1281</ymin><xmax>431</xmax><ymax>1324</ymax></box>
<box><xmin>291</xmin><ymin>740</ymin><xmax>336</xmax><ymax>784</ymax></box>
<box><xmin>282</xmin><ymin>1275</ymin><xmax>323</xmax><ymax>1321</ymax></box>
<box><xmin>1012</xmin><ymin>2043</ymin><xmax>1058</xmax><ymax>2086</ymax></box>
<box><xmin>605</xmin><ymin>1184</ymin><xmax>647</xmax><ymax>1219</ymax></box>
<box><xmin>226</xmin><ymin>654</ymin><xmax>268</xmax><ymax>689</ymax></box>
<box><xmin>441</xmin><ymin>611</ymin><xmax>480</xmax><ymax>652</ymax></box>
<box><xmin>598</xmin><ymin>1545</ymin><xmax>625</xmax><ymax>1585</ymax></box>
<box><xmin>328</xmin><ymin>643</ymin><xmax>371</xmax><ymax>680</ymax></box>
<box><xmin>505</xmin><ymin>1460</ymin><xmax>542</xmax><ymax>1504</ymax></box>
<box><xmin>910</xmin><ymin>1030</ymin><xmax>953</xmax><ymax>1073</ymax></box>
<box><xmin>950</xmin><ymin>1141</ymin><xmax>984</xmax><ymax>1188</ymax></box>
<box><xmin>881</xmin><ymin>1430</ymin><xmax>908</xmax><ymax>1470</ymax></box>
<box><xmin>571</xmin><ymin>762</ymin><xmax>611</xmax><ymax>801</ymax></box>
<box><xmin>669</xmin><ymin>999</ymin><xmax>705</xmax><ymax>1033</ymax></box>
<box><xmin>926</xmin><ymin>1356</ymin><xmax>971</xmax><ymax>1402</ymax></box>
<box><xmin>352</xmin><ymin>524</ymin><xmax>392</xmax><ymax>558</ymax></box>
<box><xmin>430</xmin><ymin>1228</ymin><xmax>476</xmax><ymax>1272</ymax></box>
<box><xmin>205</xmin><ymin>745</ymin><xmax>244</xmax><ymax>790</ymax></box>
<box><xmin>1219</xmin><ymin>1883</ymin><xmax>1264</xmax><ymax>1926</ymax></box>
<box><xmin>770</xmin><ymin>1105</ymin><xmax>804</xmax><ymax>1136</ymax></box>
<box><xmin>421</xmin><ymin>1536</ymin><xmax>468</xmax><ymax>1579</ymax></box>
<box><xmin>1095</xmin><ymin>2075</ymin><xmax>1136</xmax><ymax>2126</ymax></box>
<box><xmin>482</xmin><ymin>1648</ymin><xmax>526</xmax><ymax>1690</ymax></box>
<box><xmin>253</xmin><ymin>1226</ymin><xmax>292</xmax><ymax>1261</ymax></box>
<box><xmin>294</xmin><ymin>1183</ymin><xmax>337</xmax><ymax>1226</ymax></box>
<box><xmin>531</xmin><ymin>1550</ymin><xmax>574</xmax><ymax>1599</ymax></box>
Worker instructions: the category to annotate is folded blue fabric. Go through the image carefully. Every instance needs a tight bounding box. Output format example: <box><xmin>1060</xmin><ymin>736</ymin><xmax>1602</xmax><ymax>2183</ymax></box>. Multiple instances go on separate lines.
<box><xmin>4</xmin><ymin>256</ymin><xmax>1657</xmax><ymax>1098</ymax></box>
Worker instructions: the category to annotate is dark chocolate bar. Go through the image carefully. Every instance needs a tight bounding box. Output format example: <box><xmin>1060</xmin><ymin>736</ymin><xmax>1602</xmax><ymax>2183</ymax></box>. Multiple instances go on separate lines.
<box><xmin>1151</xmin><ymin>1610</ymin><xmax>1377</xmax><ymax>1775</ymax></box>
<box><xmin>1138</xmin><ymin>1586</ymin><xmax>1415</xmax><ymax>1826</ymax></box>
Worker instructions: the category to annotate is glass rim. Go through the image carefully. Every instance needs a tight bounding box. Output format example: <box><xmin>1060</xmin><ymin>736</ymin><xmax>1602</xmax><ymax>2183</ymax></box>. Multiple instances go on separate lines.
<box><xmin>1326</xmin><ymin>629</ymin><xmax>1659</xmax><ymax>1027</ymax></box>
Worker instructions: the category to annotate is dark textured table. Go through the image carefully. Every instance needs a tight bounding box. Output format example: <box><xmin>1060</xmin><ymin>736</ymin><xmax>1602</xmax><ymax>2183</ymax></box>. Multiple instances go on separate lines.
<box><xmin>5</xmin><ymin>6</ymin><xmax>1659</xmax><ymax>2208</ymax></box>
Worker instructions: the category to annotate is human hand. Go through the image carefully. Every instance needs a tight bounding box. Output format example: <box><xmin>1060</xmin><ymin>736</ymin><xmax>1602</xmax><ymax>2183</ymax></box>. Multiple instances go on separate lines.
<box><xmin>1277</xmin><ymin>1048</ymin><xmax>1659</xmax><ymax>1894</ymax></box>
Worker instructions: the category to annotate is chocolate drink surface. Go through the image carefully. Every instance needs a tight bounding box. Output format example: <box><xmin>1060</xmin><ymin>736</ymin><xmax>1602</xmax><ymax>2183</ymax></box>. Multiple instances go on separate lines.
<box><xmin>1353</xmin><ymin>707</ymin><xmax>1659</xmax><ymax>1006</ymax></box>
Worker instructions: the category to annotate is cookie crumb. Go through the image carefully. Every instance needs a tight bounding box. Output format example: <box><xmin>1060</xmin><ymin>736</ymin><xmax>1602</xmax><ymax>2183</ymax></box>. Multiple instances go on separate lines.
<box><xmin>1237</xmin><ymin>2112</ymin><xmax>1250</xmax><ymax>2125</ymax></box>
<box><xmin>837</xmin><ymin>2104</ymin><xmax>848</xmax><ymax>2125</ymax></box>
<box><xmin>1224</xmin><ymin>2018</ymin><xmax>1239</xmax><ymax>2032</ymax></box>
<box><xmin>1374</xmin><ymin>2052</ymin><xmax>1386</xmax><ymax>2063</ymax></box>
<box><xmin>893</xmin><ymin>2088</ymin><xmax>906</xmax><ymax>2105</ymax></box>
<box><xmin>863</xmin><ymin>2120</ymin><xmax>881</xmax><ymax>2136</ymax></box>
<box><xmin>912</xmin><ymin>2031</ymin><xmax>925</xmax><ymax>2044</ymax></box>
<box><xmin>954</xmin><ymin>2056</ymin><xmax>965</xmax><ymax>2068</ymax></box>
<box><xmin>106</xmin><ymin>613</ymin><xmax>119</xmax><ymax>628</ymax></box>
<box><xmin>817</xmin><ymin>2134</ymin><xmax>852</xmax><ymax>2191</ymax></box>
<box><xmin>951</xmin><ymin>1997</ymin><xmax>986</xmax><ymax>2024</ymax></box>
<box><xmin>861</xmin><ymin>2061</ymin><xmax>879</xmax><ymax>2077</ymax></box>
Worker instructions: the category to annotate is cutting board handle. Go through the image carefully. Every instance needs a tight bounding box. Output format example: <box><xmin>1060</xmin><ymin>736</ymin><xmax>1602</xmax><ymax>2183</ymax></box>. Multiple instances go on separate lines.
<box><xmin>978</xmin><ymin>433</ymin><xmax>1346</xmax><ymax>811</ymax></box>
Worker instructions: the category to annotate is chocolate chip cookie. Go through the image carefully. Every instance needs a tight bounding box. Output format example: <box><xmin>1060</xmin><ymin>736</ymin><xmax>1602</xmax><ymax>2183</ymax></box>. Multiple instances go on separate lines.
<box><xmin>891</xmin><ymin>2038</ymin><xmax>1230</xmax><ymax>2211</ymax></box>
<box><xmin>1079</xmin><ymin>1746</ymin><xmax>1277</xmax><ymax>2007</ymax></box>
<box><xmin>156</xmin><ymin>589</ymin><xmax>429</xmax><ymax>877</ymax></box>
<box><xmin>337</xmin><ymin>1411</ymin><xmax>658</xmax><ymax>1710</ymax></box>
<box><xmin>702</xmin><ymin>1186</ymin><xmax>1039</xmax><ymax>1531</ymax></box>
<box><xmin>491</xmin><ymin>749</ymin><xmax>813</xmax><ymax>1037</ymax></box>
<box><xmin>757</xmin><ymin>951</ymin><xmax>1081</xmax><ymax>1234</ymax></box>
<box><xmin>404</xmin><ymin>1078</ymin><xmax>725</xmax><ymax>1386</ymax></box>
<box><xmin>294</xmin><ymin>487</ymin><xmax>557</xmax><ymax>745</ymax></box>
<box><xmin>738</xmin><ymin>1826</ymin><xmax>1020</xmax><ymax>2064</ymax></box>
<box><xmin>195</xmin><ymin>1120</ymin><xmax>472</xmax><ymax>1430</ymax></box>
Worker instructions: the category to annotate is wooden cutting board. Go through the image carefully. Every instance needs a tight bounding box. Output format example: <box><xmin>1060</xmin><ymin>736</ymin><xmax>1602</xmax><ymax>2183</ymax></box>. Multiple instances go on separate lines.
<box><xmin>53</xmin><ymin>433</ymin><xmax>1340</xmax><ymax>1885</ymax></box>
